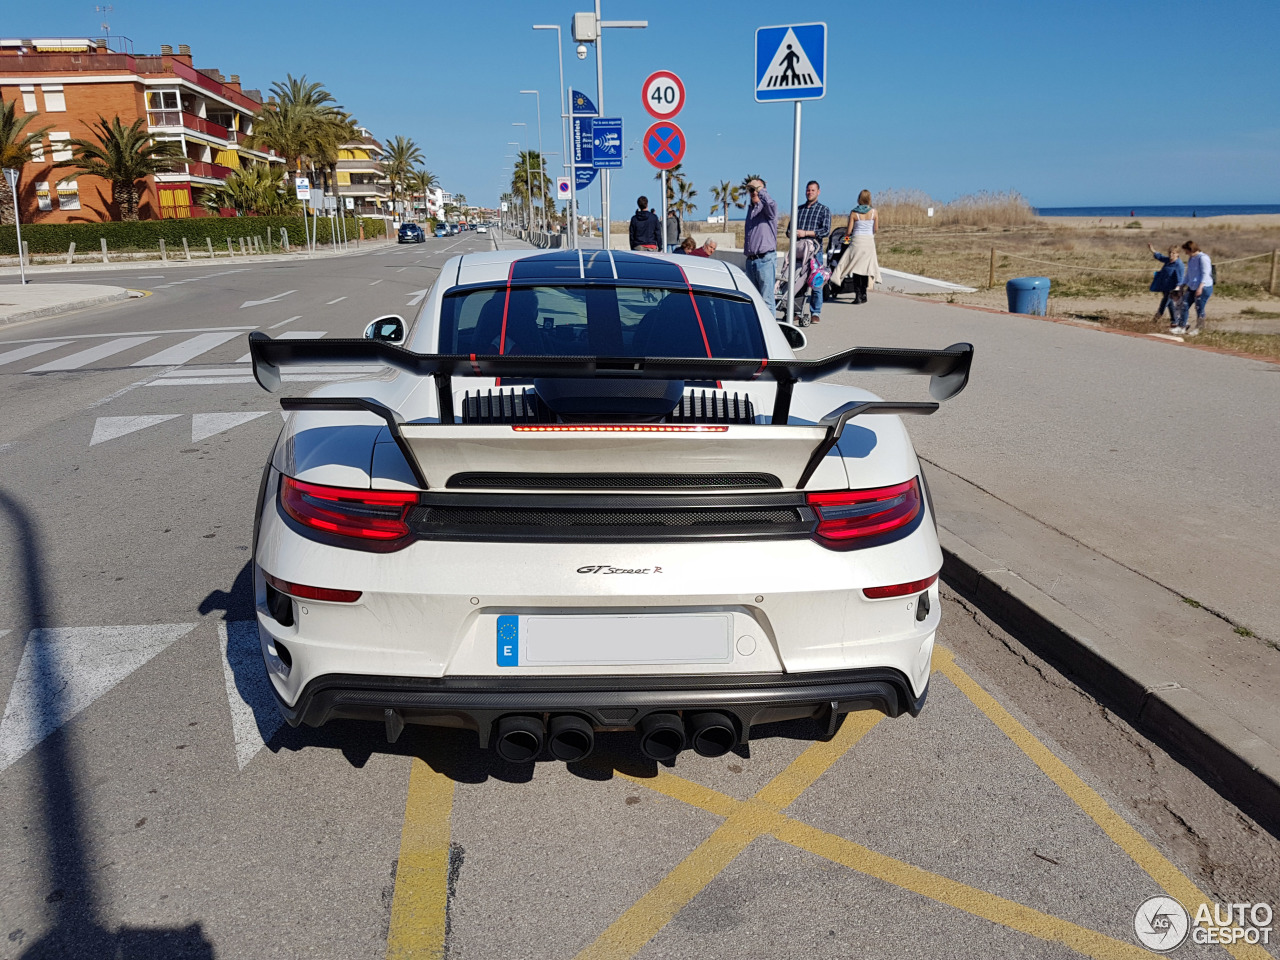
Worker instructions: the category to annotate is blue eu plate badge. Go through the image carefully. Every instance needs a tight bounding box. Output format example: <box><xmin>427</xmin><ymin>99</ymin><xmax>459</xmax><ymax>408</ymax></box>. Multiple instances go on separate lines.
<box><xmin>497</xmin><ymin>616</ymin><xmax>519</xmax><ymax>666</ymax></box>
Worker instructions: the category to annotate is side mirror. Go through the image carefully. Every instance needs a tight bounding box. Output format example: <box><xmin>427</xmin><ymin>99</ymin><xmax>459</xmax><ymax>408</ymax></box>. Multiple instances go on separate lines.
<box><xmin>777</xmin><ymin>322</ymin><xmax>808</xmax><ymax>351</ymax></box>
<box><xmin>364</xmin><ymin>315</ymin><xmax>406</xmax><ymax>343</ymax></box>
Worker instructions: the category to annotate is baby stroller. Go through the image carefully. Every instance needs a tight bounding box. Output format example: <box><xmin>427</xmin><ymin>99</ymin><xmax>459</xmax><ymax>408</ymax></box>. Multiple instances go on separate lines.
<box><xmin>824</xmin><ymin>227</ymin><xmax>850</xmax><ymax>300</ymax></box>
<box><xmin>776</xmin><ymin>237</ymin><xmax>821</xmax><ymax>325</ymax></box>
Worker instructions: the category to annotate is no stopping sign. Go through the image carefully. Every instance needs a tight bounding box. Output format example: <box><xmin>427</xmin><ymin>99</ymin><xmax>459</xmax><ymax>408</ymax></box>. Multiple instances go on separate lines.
<box><xmin>642</xmin><ymin>70</ymin><xmax>685</xmax><ymax>120</ymax></box>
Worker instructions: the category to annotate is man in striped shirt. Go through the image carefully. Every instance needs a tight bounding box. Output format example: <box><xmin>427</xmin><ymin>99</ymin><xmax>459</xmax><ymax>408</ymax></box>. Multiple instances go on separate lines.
<box><xmin>793</xmin><ymin>180</ymin><xmax>831</xmax><ymax>321</ymax></box>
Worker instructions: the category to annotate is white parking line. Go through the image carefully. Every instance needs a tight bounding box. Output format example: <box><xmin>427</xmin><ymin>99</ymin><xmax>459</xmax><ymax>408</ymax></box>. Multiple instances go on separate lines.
<box><xmin>27</xmin><ymin>336</ymin><xmax>157</xmax><ymax>372</ymax></box>
<box><xmin>326</xmin><ymin>297</ymin><xmax>348</xmax><ymax>304</ymax></box>
<box><xmin>268</xmin><ymin>316</ymin><xmax>302</xmax><ymax>329</ymax></box>
<box><xmin>369</xmin><ymin>279</ymin><xmax>383</xmax><ymax>285</ymax></box>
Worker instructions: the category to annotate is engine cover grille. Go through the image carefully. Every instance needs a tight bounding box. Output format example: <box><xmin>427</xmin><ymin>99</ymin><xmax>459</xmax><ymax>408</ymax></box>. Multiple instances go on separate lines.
<box><xmin>459</xmin><ymin>388</ymin><xmax>755</xmax><ymax>425</ymax></box>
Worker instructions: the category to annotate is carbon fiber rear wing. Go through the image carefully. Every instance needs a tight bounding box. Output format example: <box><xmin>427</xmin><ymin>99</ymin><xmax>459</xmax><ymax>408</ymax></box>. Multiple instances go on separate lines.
<box><xmin>246</xmin><ymin>332</ymin><xmax>973</xmax><ymax>425</ymax></box>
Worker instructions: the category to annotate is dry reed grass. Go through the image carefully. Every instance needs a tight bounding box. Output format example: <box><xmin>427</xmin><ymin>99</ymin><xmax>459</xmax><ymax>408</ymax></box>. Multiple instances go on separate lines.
<box><xmin>873</xmin><ymin>189</ymin><xmax>1036</xmax><ymax>229</ymax></box>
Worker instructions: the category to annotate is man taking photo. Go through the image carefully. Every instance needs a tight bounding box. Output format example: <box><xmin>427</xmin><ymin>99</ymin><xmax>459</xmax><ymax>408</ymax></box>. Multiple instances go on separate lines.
<box><xmin>743</xmin><ymin>177</ymin><xmax>778</xmax><ymax>300</ymax></box>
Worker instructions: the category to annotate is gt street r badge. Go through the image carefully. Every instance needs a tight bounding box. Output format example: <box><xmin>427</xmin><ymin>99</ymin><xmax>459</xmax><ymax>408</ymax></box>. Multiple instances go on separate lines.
<box><xmin>577</xmin><ymin>565</ymin><xmax>664</xmax><ymax>575</ymax></box>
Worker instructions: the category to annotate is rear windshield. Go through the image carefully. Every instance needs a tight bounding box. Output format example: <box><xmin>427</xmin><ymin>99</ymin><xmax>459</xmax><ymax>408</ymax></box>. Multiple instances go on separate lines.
<box><xmin>438</xmin><ymin>285</ymin><xmax>766</xmax><ymax>358</ymax></box>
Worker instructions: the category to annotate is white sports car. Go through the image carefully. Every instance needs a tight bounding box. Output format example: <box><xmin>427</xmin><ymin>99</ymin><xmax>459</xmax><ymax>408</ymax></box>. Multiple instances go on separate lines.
<box><xmin>248</xmin><ymin>249</ymin><xmax>972</xmax><ymax>764</ymax></box>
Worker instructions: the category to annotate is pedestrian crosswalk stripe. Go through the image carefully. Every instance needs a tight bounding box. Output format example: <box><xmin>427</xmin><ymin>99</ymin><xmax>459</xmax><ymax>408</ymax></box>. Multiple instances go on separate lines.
<box><xmin>130</xmin><ymin>331</ymin><xmax>243</xmax><ymax>367</ymax></box>
<box><xmin>27</xmin><ymin>336</ymin><xmax>158</xmax><ymax>372</ymax></box>
<box><xmin>0</xmin><ymin>342</ymin><xmax>73</xmax><ymax>366</ymax></box>
<box><xmin>90</xmin><ymin>414</ymin><xmax>181</xmax><ymax>445</ymax></box>
<box><xmin>191</xmin><ymin>411</ymin><xmax>270</xmax><ymax>441</ymax></box>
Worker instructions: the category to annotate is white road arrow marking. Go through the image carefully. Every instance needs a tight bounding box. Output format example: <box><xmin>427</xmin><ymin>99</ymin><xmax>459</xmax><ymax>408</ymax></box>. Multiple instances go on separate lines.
<box><xmin>191</xmin><ymin>412</ymin><xmax>270</xmax><ymax>442</ymax></box>
<box><xmin>407</xmin><ymin>289</ymin><xmax>429</xmax><ymax>306</ymax></box>
<box><xmin>219</xmin><ymin>620</ymin><xmax>284</xmax><ymax>770</ymax></box>
<box><xmin>90</xmin><ymin>414</ymin><xmax>181</xmax><ymax>446</ymax></box>
<box><xmin>0</xmin><ymin>623</ymin><xmax>197</xmax><ymax>772</ymax></box>
<box><xmin>239</xmin><ymin>290</ymin><xmax>297</xmax><ymax>309</ymax></box>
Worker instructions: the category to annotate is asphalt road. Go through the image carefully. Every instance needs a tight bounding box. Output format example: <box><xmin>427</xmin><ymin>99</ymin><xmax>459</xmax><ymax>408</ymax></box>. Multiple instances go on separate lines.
<box><xmin>0</xmin><ymin>238</ymin><xmax>1276</xmax><ymax>960</ymax></box>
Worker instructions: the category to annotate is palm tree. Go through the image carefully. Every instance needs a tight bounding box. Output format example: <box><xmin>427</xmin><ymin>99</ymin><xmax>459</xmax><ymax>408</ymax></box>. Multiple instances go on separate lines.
<box><xmin>0</xmin><ymin>98</ymin><xmax>52</xmax><ymax>224</ymax></box>
<box><xmin>269</xmin><ymin>75</ymin><xmax>338</xmax><ymax>111</ymax></box>
<box><xmin>246</xmin><ymin>75</ymin><xmax>346</xmax><ymax>191</ymax></box>
<box><xmin>674</xmin><ymin>178</ymin><xmax>698</xmax><ymax>224</ymax></box>
<box><xmin>510</xmin><ymin>151</ymin><xmax>551</xmax><ymax>229</ymax></box>
<box><xmin>53</xmin><ymin>116</ymin><xmax>182</xmax><ymax>221</ymax></box>
<box><xmin>407</xmin><ymin>169</ymin><xmax>438</xmax><ymax>221</ymax></box>
<box><xmin>199</xmin><ymin>164</ymin><xmax>298</xmax><ymax>216</ymax></box>
<box><xmin>382</xmin><ymin>136</ymin><xmax>424</xmax><ymax>220</ymax></box>
<box><xmin>711</xmin><ymin>179</ymin><xmax>744</xmax><ymax>227</ymax></box>
<box><xmin>652</xmin><ymin>162</ymin><xmax>688</xmax><ymax>207</ymax></box>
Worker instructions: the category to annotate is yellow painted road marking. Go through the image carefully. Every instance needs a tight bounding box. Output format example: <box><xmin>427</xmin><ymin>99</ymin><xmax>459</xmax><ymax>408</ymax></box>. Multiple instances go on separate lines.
<box><xmin>387</xmin><ymin>758</ymin><xmax>456</xmax><ymax>960</ymax></box>
<box><xmin>574</xmin><ymin>712</ymin><xmax>882</xmax><ymax>960</ymax></box>
<box><xmin>625</xmin><ymin>770</ymin><xmax>1152</xmax><ymax>959</ymax></box>
<box><xmin>934</xmin><ymin>645</ymin><xmax>1272</xmax><ymax>960</ymax></box>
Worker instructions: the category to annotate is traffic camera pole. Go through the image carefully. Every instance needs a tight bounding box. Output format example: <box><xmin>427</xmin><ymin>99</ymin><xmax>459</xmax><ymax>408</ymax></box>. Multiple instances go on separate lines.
<box><xmin>786</xmin><ymin>101</ymin><xmax>801</xmax><ymax>326</ymax></box>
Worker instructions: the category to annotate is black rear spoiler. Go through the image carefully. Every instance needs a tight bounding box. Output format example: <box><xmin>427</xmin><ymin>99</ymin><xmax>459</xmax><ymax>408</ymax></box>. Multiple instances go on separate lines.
<box><xmin>247</xmin><ymin>333</ymin><xmax>973</xmax><ymax>425</ymax></box>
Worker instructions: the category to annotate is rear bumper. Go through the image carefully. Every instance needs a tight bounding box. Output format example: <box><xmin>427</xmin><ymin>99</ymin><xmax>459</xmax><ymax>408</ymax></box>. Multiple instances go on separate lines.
<box><xmin>274</xmin><ymin>666</ymin><xmax>927</xmax><ymax>747</ymax></box>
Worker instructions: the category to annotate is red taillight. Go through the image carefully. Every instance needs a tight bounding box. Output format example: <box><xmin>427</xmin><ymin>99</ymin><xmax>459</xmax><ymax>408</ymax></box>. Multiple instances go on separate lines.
<box><xmin>807</xmin><ymin>478</ymin><xmax>923</xmax><ymax>548</ymax></box>
<box><xmin>863</xmin><ymin>574</ymin><xmax>938</xmax><ymax>600</ymax></box>
<box><xmin>264</xmin><ymin>571</ymin><xmax>362</xmax><ymax>603</ymax></box>
<box><xmin>280</xmin><ymin>476</ymin><xmax>417</xmax><ymax>545</ymax></box>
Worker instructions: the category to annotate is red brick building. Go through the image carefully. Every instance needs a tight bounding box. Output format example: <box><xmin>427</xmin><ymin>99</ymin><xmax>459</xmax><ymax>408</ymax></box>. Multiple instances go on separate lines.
<box><xmin>0</xmin><ymin>37</ymin><xmax>281</xmax><ymax>222</ymax></box>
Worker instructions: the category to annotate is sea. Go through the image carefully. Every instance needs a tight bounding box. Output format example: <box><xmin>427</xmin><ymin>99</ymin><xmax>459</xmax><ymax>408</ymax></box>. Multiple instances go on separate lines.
<box><xmin>1036</xmin><ymin>205</ymin><xmax>1280</xmax><ymax>218</ymax></box>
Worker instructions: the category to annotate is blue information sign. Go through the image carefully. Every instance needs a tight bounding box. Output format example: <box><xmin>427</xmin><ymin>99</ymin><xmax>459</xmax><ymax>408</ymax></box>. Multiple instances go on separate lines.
<box><xmin>573</xmin><ymin>117</ymin><xmax>593</xmax><ymax>166</ymax></box>
<box><xmin>575</xmin><ymin>167</ymin><xmax>598</xmax><ymax>190</ymax></box>
<box><xmin>570</xmin><ymin>89</ymin><xmax>597</xmax><ymax>116</ymax></box>
<box><xmin>590</xmin><ymin>117</ymin><xmax>623</xmax><ymax>169</ymax></box>
<box><xmin>754</xmin><ymin>23</ymin><xmax>827</xmax><ymax>102</ymax></box>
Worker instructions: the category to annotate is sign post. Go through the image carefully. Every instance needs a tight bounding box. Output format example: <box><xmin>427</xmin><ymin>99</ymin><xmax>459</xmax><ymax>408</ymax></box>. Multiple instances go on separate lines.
<box><xmin>571</xmin><ymin>89</ymin><xmax>598</xmax><ymax>243</ymax></box>
<box><xmin>3</xmin><ymin>167</ymin><xmax>26</xmax><ymax>284</ymax></box>
<box><xmin>641</xmin><ymin>71</ymin><xmax>686</xmax><ymax>254</ymax></box>
<box><xmin>295</xmin><ymin>176</ymin><xmax>313</xmax><ymax>255</ymax></box>
<box><xmin>755</xmin><ymin>23</ymin><xmax>827</xmax><ymax>326</ymax></box>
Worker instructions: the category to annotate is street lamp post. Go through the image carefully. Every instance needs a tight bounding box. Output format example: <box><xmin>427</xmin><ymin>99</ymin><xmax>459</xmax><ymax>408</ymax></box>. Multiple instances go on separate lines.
<box><xmin>519</xmin><ymin>91</ymin><xmax>546</xmax><ymax>237</ymax></box>
<box><xmin>511</xmin><ymin>123</ymin><xmax>534</xmax><ymax>237</ymax></box>
<box><xmin>532</xmin><ymin>24</ymin><xmax>574</xmax><ymax>249</ymax></box>
<box><xmin>573</xmin><ymin>2</ymin><xmax>648</xmax><ymax>250</ymax></box>
<box><xmin>3</xmin><ymin>168</ymin><xmax>27</xmax><ymax>285</ymax></box>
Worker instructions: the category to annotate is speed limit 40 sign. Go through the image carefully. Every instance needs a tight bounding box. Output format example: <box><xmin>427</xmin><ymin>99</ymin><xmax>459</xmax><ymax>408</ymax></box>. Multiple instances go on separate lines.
<box><xmin>642</xmin><ymin>70</ymin><xmax>685</xmax><ymax>119</ymax></box>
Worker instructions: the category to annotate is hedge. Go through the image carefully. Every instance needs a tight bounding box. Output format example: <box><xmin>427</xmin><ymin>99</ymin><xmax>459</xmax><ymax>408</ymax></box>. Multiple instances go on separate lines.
<box><xmin>0</xmin><ymin>215</ymin><xmax>387</xmax><ymax>255</ymax></box>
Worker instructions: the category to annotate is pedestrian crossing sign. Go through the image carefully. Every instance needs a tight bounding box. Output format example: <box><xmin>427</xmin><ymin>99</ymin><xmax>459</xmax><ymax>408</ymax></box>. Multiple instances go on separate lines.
<box><xmin>755</xmin><ymin>23</ymin><xmax>826</xmax><ymax>102</ymax></box>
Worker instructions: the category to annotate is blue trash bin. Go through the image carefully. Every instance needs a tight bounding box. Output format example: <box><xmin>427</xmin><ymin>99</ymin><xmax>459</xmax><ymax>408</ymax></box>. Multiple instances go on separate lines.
<box><xmin>1006</xmin><ymin>276</ymin><xmax>1050</xmax><ymax>315</ymax></box>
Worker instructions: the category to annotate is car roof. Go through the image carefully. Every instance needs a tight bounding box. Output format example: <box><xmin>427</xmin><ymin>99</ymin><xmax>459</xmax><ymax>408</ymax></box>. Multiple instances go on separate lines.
<box><xmin>452</xmin><ymin>249</ymin><xmax>742</xmax><ymax>292</ymax></box>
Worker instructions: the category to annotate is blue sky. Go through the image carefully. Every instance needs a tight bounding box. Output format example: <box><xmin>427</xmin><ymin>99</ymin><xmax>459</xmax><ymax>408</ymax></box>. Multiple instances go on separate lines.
<box><xmin>11</xmin><ymin>1</ymin><xmax>1279</xmax><ymax>214</ymax></box>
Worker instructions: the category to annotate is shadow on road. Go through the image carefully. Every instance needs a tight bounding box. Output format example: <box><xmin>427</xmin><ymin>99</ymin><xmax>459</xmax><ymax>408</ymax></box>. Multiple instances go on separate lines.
<box><xmin>0</xmin><ymin>488</ymin><xmax>214</xmax><ymax>958</ymax></box>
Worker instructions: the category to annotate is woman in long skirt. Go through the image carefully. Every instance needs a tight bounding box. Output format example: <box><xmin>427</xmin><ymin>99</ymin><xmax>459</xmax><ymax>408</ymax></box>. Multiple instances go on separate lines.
<box><xmin>832</xmin><ymin>190</ymin><xmax>880</xmax><ymax>304</ymax></box>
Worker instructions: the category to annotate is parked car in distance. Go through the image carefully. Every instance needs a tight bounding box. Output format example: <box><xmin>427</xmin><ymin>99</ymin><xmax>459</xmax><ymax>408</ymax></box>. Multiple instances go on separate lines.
<box><xmin>475</xmin><ymin>225</ymin><xmax>488</xmax><ymax>234</ymax></box>
<box><xmin>435</xmin><ymin>224</ymin><xmax>449</xmax><ymax>238</ymax></box>
<box><xmin>398</xmin><ymin>223</ymin><xmax>426</xmax><ymax>244</ymax></box>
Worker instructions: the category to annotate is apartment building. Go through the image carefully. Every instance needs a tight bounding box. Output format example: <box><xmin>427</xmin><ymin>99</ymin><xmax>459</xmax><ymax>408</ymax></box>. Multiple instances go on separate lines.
<box><xmin>335</xmin><ymin>128</ymin><xmax>388</xmax><ymax>217</ymax></box>
<box><xmin>0</xmin><ymin>37</ymin><xmax>281</xmax><ymax>222</ymax></box>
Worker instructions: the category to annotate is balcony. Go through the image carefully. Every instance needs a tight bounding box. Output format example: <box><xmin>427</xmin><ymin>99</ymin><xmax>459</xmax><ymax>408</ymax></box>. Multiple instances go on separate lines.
<box><xmin>148</xmin><ymin>111</ymin><xmax>237</xmax><ymax>143</ymax></box>
<box><xmin>185</xmin><ymin>160</ymin><xmax>235</xmax><ymax>181</ymax></box>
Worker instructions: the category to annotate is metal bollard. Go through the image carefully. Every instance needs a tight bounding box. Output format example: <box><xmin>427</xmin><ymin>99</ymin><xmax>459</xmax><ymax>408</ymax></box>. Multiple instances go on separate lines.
<box><xmin>240</xmin><ymin>237</ymin><xmax>247</xmax><ymax>256</ymax></box>
<box><xmin>182</xmin><ymin>237</ymin><xmax>191</xmax><ymax>260</ymax></box>
<box><xmin>281</xmin><ymin>228</ymin><xmax>289</xmax><ymax>252</ymax></box>
<box><xmin>206</xmin><ymin>237</ymin><xmax>213</xmax><ymax>258</ymax></box>
<box><xmin>101</xmin><ymin>237</ymin><xmax>109</xmax><ymax>263</ymax></box>
<box><xmin>22</xmin><ymin>240</ymin><xmax>29</xmax><ymax>267</ymax></box>
<box><xmin>159</xmin><ymin>238</ymin><xmax>167</xmax><ymax>261</ymax></box>
<box><xmin>227</xmin><ymin>238</ymin><xmax>234</xmax><ymax>257</ymax></box>
<box><xmin>67</xmin><ymin>241</ymin><xmax>76</xmax><ymax>265</ymax></box>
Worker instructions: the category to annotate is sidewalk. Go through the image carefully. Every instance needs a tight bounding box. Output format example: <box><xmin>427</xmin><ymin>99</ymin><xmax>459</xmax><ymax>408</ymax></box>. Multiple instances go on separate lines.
<box><xmin>0</xmin><ymin>282</ymin><xmax>134</xmax><ymax>326</ymax></box>
<box><xmin>0</xmin><ymin>236</ymin><xmax>395</xmax><ymax>279</ymax></box>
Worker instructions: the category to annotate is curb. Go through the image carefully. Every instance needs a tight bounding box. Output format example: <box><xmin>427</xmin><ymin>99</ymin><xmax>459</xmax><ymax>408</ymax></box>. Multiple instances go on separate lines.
<box><xmin>938</xmin><ymin>528</ymin><xmax>1280</xmax><ymax>837</ymax></box>
<box><xmin>0</xmin><ymin>288</ymin><xmax>133</xmax><ymax>327</ymax></box>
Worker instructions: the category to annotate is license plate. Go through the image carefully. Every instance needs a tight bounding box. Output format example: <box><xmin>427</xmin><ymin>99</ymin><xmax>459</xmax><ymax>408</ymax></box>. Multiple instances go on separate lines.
<box><xmin>496</xmin><ymin>614</ymin><xmax>732</xmax><ymax>666</ymax></box>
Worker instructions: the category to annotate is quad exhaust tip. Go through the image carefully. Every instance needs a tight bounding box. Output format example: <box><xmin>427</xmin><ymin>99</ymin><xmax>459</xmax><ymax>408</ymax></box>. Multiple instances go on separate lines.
<box><xmin>493</xmin><ymin>715</ymin><xmax>545</xmax><ymax>763</ymax></box>
<box><xmin>638</xmin><ymin>713</ymin><xmax>686</xmax><ymax>762</ymax></box>
<box><xmin>687</xmin><ymin>712</ymin><xmax>737</xmax><ymax>758</ymax></box>
<box><xmin>548</xmin><ymin>714</ymin><xmax>595</xmax><ymax>762</ymax></box>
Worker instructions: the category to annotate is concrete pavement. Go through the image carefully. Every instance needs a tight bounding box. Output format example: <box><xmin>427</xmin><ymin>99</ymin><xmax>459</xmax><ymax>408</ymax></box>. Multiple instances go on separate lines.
<box><xmin>0</xmin><ymin>283</ymin><xmax>135</xmax><ymax>326</ymax></box>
